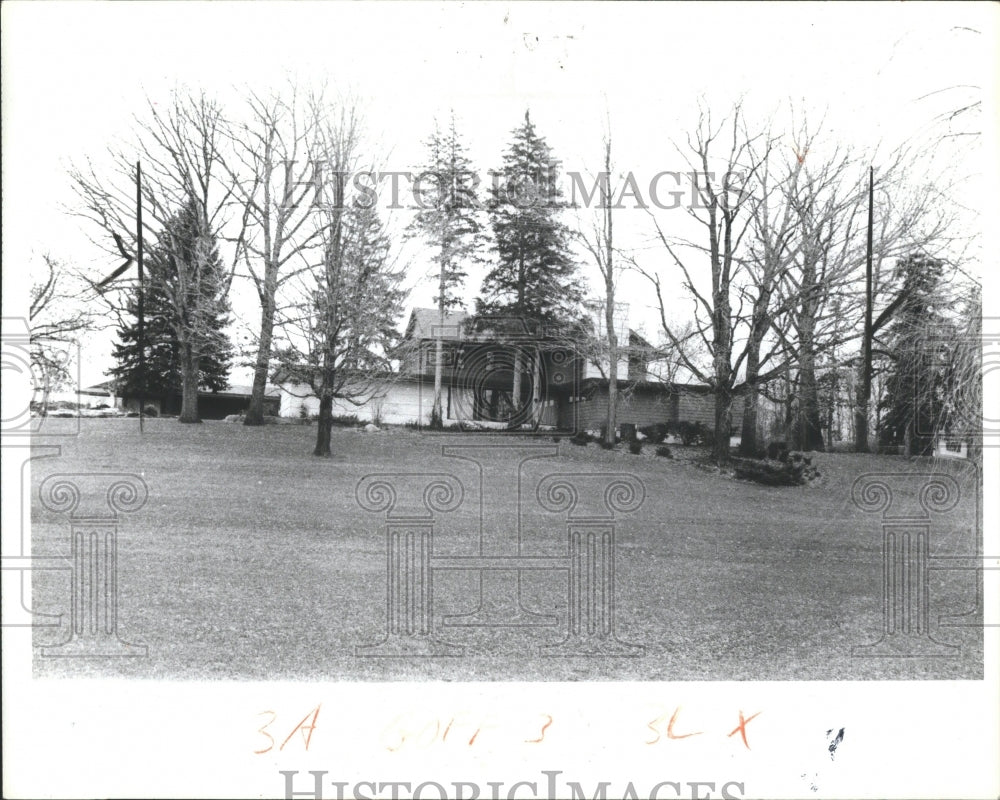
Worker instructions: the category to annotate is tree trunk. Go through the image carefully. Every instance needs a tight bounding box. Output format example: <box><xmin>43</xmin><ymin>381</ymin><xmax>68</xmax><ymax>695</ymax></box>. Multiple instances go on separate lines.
<box><xmin>739</xmin><ymin>383</ymin><xmax>760</xmax><ymax>457</ymax></box>
<box><xmin>712</xmin><ymin>299</ymin><xmax>733</xmax><ymax>464</ymax></box>
<box><xmin>854</xmin><ymin>361</ymin><xmax>870</xmax><ymax>452</ymax></box>
<box><xmin>605</xmin><ymin>309</ymin><xmax>618</xmax><ymax>448</ymax></box>
<box><xmin>738</xmin><ymin>320</ymin><xmax>766</xmax><ymax>457</ymax></box>
<box><xmin>713</xmin><ymin>387</ymin><xmax>733</xmax><ymax>464</ymax></box>
<box><xmin>795</xmin><ymin>278</ymin><xmax>825</xmax><ymax>451</ymax></box>
<box><xmin>602</xmin><ymin>136</ymin><xmax>618</xmax><ymax>448</ymax></box>
<box><xmin>432</xmin><ymin>333</ymin><xmax>444</xmax><ymax>429</ymax></box>
<box><xmin>796</xmin><ymin>352</ymin><xmax>825</xmax><ymax>451</ymax></box>
<box><xmin>825</xmin><ymin>371</ymin><xmax>838</xmax><ymax>449</ymax></box>
<box><xmin>313</xmin><ymin>394</ymin><xmax>333</xmax><ymax>456</ymax></box>
<box><xmin>605</xmin><ymin>355</ymin><xmax>618</xmax><ymax>447</ymax></box>
<box><xmin>178</xmin><ymin>345</ymin><xmax>201</xmax><ymax>423</ymax></box>
<box><xmin>784</xmin><ymin>378</ymin><xmax>795</xmax><ymax>437</ymax></box>
<box><xmin>244</xmin><ymin>296</ymin><xmax>275</xmax><ymax>426</ymax></box>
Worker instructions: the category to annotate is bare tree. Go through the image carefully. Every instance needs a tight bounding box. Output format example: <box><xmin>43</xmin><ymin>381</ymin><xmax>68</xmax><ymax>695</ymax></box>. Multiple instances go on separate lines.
<box><xmin>941</xmin><ymin>285</ymin><xmax>982</xmax><ymax>461</ymax></box>
<box><xmin>575</xmin><ymin>127</ymin><xmax>624</xmax><ymax>446</ymax></box>
<box><xmin>28</xmin><ymin>254</ymin><xmax>97</xmax><ymax>409</ymax></box>
<box><xmin>779</xmin><ymin>136</ymin><xmax>865</xmax><ymax>451</ymax></box>
<box><xmin>736</xmin><ymin>130</ymin><xmax>807</xmax><ymax>455</ymax></box>
<box><xmin>634</xmin><ymin>103</ymin><xmax>772</xmax><ymax>464</ymax></box>
<box><xmin>70</xmin><ymin>90</ymin><xmax>246</xmax><ymax>422</ymax></box>
<box><xmin>272</xmin><ymin>108</ymin><xmax>407</xmax><ymax>456</ymax></box>
<box><xmin>225</xmin><ymin>86</ymin><xmax>328</xmax><ymax>426</ymax></box>
<box><xmin>750</xmin><ymin>122</ymin><xmax>958</xmax><ymax>452</ymax></box>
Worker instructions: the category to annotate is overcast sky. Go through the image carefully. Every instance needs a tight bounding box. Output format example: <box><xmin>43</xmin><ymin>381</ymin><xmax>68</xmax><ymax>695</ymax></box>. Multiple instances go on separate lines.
<box><xmin>3</xmin><ymin>1</ymin><xmax>996</xmax><ymax>386</ymax></box>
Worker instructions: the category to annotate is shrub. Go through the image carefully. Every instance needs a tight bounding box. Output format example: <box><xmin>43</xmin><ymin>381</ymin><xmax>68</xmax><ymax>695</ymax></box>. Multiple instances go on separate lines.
<box><xmin>668</xmin><ymin>420</ymin><xmax>709</xmax><ymax>446</ymax></box>
<box><xmin>599</xmin><ymin>440</ymin><xmax>615</xmax><ymax>450</ymax></box>
<box><xmin>628</xmin><ymin>440</ymin><xmax>643</xmax><ymax>455</ymax></box>
<box><xmin>732</xmin><ymin>451</ymin><xmax>818</xmax><ymax>486</ymax></box>
<box><xmin>655</xmin><ymin>445</ymin><xmax>673</xmax><ymax>458</ymax></box>
<box><xmin>640</xmin><ymin>423</ymin><xmax>668</xmax><ymax>444</ymax></box>
<box><xmin>330</xmin><ymin>413</ymin><xmax>360</xmax><ymax>427</ymax></box>
<box><xmin>552</xmin><ymin>435</ymin><xmax>562</xmax><ymax>443</ymax></box>
<box><xmin>766</xmin><ymin>440</ymin><xmax>789</xmax><ymax>462</ymax></box>
<box><xmin>142</xmin><ymin>405</ymin><xmax>159</xmax><ymax>418</ymax></box>
<box><xmin>570</xmin><ymin>431</ymin><xmax>591</xmax><ymax>446</ymax></box>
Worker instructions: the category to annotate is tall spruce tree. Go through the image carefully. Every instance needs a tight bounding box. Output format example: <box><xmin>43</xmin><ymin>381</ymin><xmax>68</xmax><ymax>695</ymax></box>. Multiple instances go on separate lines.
<box><xmin>109</xmin><ymin>271</ymin><xmax>231</xmax><ymax>411</ymax></box>
<box><xmin>110</xmin><ymin>201</ymin><xmax>233</xmax><ymax>419</ymax></box>
<box><xmin>877</xmin><ymin>252</ymin><xmax>947</xmax><ymax>455</ymax></box>
<box><xmin>475</xmin><ymin>110</ymin><xmax>583</xmax><ymax>424</ymax></box>
<box><xmin>410</xmin><ymin>114</ymin><xmax>483</xmax><ymax>428</ymax></box>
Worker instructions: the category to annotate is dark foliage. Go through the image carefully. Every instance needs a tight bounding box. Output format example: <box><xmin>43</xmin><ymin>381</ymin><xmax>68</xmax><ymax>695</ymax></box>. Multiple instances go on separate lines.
<box><xmin>732</xmin><ymin>451</ymin><xmax>819</xmax><ymax>486</ymax></box>
<box><xmin>639</xmin><ymin>423</ymin><xmax>668</xmax><ymax>444</ymax></box>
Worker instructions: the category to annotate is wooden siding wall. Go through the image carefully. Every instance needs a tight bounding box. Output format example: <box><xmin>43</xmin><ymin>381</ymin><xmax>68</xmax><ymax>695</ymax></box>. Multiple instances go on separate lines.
<box><xmin>563</xmin><ymin>387</ymin><xmax>746</xmax><ymax>434</ymax></box>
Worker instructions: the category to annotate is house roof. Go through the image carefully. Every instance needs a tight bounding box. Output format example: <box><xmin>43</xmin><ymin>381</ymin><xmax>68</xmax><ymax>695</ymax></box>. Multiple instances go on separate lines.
<box><xmin>628</xmin><ymin>330</ymin><xmax>655</xmax><ymax>350</ymax></box>
<box><xmin>579</xmin><ymin>376</ymin><xmax>749</xmax><ymax>394</ymax></box>
<box><xmin>79</xmin><ymin>380</ymin><xmax>116</xmax><ymax>396</ymax></box>
<box><xmin>404</xmin><ymin>308</ymin><xmax>469</xmax><ymax>341</ymax></box>
<box><xmin>208</xmin><ymin>383</ymin><xmax>281</xmax><ymax>398</ymax></box>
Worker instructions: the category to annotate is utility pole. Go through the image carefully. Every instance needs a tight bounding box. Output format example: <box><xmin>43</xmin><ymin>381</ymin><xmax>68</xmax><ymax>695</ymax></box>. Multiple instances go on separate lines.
<box><xmin>855</xmin><ymin>166</ymin><xmax>874</xmax><ymax>452</ymax></box>
<box><xmin>137</xmin><ymin>162</ymin><xmax>145</xmax><ymax>434</ymax></box>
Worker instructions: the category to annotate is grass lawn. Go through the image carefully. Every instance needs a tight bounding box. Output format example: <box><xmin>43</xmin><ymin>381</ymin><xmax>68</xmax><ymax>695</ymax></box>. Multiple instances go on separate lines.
<box><xmin>30</xmin><ymin>418</ymin><xmax>983</xmax><ymax>681</ymax></box>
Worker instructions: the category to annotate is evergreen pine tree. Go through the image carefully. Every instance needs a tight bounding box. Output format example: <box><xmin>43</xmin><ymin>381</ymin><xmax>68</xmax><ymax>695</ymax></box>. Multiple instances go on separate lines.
<box><xmin>478</xmin><ymin>110</ymin><xmax>582</xmax><ymax>325</ymax></box>
<box><xmin>109</xmin><ymin>202</ymin><xmax>232</xmax><ymax>414</ymax></box>
<box><xmin>878</xmin><ymin>252</ymin><xmax>947</xmax><ymax>455</ymax></box>
<box><xmin>474</xmin><ymin>110</ymin><xmax>583</xmax><ymax>424</ymax></box>
<box><xmin>409</xmin><ymin>114</ymin><xmax>483</xmax><ymax>427</ymax></box>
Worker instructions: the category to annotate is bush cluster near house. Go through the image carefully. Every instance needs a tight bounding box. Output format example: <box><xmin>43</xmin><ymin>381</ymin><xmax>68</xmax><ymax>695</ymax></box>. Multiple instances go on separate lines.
<box><xmin>732</xmin><ymin>447</ymin><xmax>820</xmax><ymax>486</ymax></box>
<box><xmin>639</xmin><ymin>420</ymin><xmax>712</xmax><ymax>446</ymax></box>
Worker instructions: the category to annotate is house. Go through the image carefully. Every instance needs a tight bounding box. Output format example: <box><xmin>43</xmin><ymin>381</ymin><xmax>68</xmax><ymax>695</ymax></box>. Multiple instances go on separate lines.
<box><xmin>565</xmin><ymin>377</ymin><xmax>745</xmax><ymax>434</ymax></box>
<box><xmin>933</xmin><ymin>434</ymin><xmax>973</xmax><ymax>459</ymax></box>
<box><xmin>77</xmin><ymin>380</ymin><xmax>120</xmax><ymax>408</ymax></box>
<box><xmin>274</xmin><ymin>307</ymin><xmax>740</xmax><ymax>434</ymax></box>
<box><xmin>275</xmin><ymin>309</ymin><xmax>569</xmax><ymax>427</ymax></box>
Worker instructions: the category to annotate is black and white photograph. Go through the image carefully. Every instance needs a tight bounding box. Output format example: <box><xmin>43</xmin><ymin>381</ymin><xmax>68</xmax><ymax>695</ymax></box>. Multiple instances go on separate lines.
<box><xmin>2</xmin><ymin>2</ymin><xmax>997</xmax><ymax>798</ymax></box>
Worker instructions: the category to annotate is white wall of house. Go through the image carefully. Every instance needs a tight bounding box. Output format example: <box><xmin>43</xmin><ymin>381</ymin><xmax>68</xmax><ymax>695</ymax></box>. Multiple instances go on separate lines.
<box><xmin>280</xmin><ymin>380</ymin><xmax>432</xmax><ymax>425</ymax></box>
<box><xmin>583</xmin><ymin>357</ymin><xmax>630</xmax><ymax>381</ymax></box>
<box><xmin>279</xmin><ymin>379</ymin><xmax>561</xmax><ymax>427</ymax></box>
<box><xmin>934</xmin><ymin>436</ymin><xmax>969</xmax><ymax>459</ymax></box>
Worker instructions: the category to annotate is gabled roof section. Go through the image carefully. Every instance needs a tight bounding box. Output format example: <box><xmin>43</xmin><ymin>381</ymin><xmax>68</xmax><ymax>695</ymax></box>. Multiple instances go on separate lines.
<box><xmin>404</xmin><ymin>308</ymin><xmax>469</xmax><ymax>341</ymax></box>
<box><xmin>80</xmin><ymin>380</ymin><xmax>117</xmax><ymax>396</ymax></box>
<box><xmin>628</xmin><ymin>329</ymin><xmax>655</xmax><ymax>350</ymax></box>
